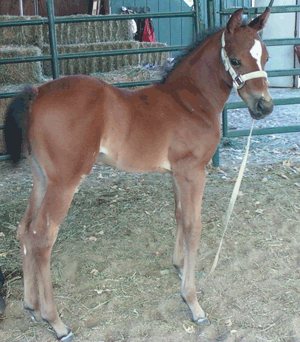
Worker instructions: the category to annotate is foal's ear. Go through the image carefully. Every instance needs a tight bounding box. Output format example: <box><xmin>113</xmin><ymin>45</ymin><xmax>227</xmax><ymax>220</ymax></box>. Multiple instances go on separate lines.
<box><xmin>226</xmin><ymin>8</ymin><xmax>243</xmax><ymax>34</ymax></box>
<box><xmin>248</xmin><ymin>7</ymin><xmax>270</xmax><ymax>32</ymax></box>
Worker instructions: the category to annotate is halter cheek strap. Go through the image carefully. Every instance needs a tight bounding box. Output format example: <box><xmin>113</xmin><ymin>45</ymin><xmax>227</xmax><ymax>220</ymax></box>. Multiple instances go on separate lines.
<box><xmin>221</xmin><ymin>31</ymin><xmax>268</xmax><ymax>90</ymax></box>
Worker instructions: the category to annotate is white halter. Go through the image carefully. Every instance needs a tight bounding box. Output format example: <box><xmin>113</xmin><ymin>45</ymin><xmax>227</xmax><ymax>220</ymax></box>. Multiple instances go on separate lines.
<box><xmin>221</xmin><ymin>31</ymin><xmax>268</xmax><ymax>90</ymax></box>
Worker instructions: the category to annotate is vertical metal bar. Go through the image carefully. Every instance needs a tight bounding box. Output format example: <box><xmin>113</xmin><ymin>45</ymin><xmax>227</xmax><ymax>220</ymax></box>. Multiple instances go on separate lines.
<box><xmin>193</xmin><ymin>0</ymin><xmax>201</xmax><ymax>36</ymax></box>
<box><xmin>222</xmin><ymin>105</ymin><xmax>228</xmax><ymax>137</ymax></box>
<box><xmin>268</xmin><ymin>0</ymin><xmax>275</xmax><ymax>7</ymax></box>
<box><xmin>212</xmin><ymin>146</ymin><xmax>220</xmax><ymax>167</ymax></box>
<box><xmin>212</xmin><ymin>0</ymin><xmax>223</xmax><ymax>167</ymax></box>
<box><xmin>34</xmin><ymin>0</ymin><xmax>39</xmax><ymax>15</ymax></box>
<box><xmin>46</xmin><ymin>0</ymin><xmax>60</xmax><ymax>79</ymax></box>
<box><xmin>20</xmin><ymin>0</ymin><xmax>24</xmax><ymax>16</ymax></box>
<box><xmin>207</xmin><ymin>0</ymin><xmax>215</xmax><ymax>29</ymax></box>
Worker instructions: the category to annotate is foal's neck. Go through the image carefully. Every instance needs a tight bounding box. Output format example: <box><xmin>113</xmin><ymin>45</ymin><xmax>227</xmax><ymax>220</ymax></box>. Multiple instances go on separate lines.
<box><xmin>164</xmin><ymin>29</ymin><xmax>232</xmax><ymax>117</ymax></box>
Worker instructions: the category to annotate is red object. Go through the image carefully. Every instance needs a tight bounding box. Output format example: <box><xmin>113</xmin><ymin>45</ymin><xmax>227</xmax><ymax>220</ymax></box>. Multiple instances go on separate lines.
<box><xmin>142</xmin><ymin>18</ymin><xmax>155</xmax><ymax>42</ymax></box>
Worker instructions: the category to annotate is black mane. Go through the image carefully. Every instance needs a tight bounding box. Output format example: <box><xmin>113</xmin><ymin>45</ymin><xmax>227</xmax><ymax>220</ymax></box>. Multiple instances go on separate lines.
<box><xmin>159</xmin><ymin>26</ymin><xmax>223</xmax><ymax>84</ymax></box>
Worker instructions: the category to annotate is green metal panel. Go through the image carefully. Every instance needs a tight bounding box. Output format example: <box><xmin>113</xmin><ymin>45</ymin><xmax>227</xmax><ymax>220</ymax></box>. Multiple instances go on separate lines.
<box><xmin>200</xmin><ymin>0</ymin><xmax>252</xmax><ymax>29</ymax></box>
<box><xmin>157</xmin><ymin>1</ymin><xmax>171</xmax><ymax>45</ymax></box>
<box><xmin>170</xmin><ymin>0</ymin><xmax>182</xmax><ymax>47</ymax></box>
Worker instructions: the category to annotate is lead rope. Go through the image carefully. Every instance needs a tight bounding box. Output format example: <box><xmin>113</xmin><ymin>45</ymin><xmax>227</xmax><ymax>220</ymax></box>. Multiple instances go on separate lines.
<box><xmin>208</xmin><ymin>120</ymin><xmax>255</xmax><ymax>275</ymax></box>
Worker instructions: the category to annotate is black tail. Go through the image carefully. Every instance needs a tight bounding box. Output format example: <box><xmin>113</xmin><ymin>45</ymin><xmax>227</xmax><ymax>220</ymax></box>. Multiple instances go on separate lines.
<box><xmin>4</xmin><ymin>86</ymin><xmax>36</xmax><ymax>164</ymax></box>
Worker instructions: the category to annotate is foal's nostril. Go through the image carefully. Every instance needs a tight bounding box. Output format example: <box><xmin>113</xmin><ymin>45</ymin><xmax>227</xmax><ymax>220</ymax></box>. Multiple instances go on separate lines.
<box><xmin>252</xmin><ymin>97</ymin><xmax>273</xmax><ymax>119</ymax></box>
<box><xmin>256</xmin><ymin>98</ymin><xmax>265</xmax><ymax>113</ymax></box>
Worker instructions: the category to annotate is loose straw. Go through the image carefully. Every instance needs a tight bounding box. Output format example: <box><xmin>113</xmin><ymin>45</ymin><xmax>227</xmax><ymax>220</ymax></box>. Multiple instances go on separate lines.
<box><xmin>208</xmin><ymin>120</ymin><xmax>255</xmax><ymax>275</ymax></box>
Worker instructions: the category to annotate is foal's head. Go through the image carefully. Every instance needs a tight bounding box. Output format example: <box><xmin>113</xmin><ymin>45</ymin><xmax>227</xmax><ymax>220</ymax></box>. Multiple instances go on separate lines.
<box><xmin>222</xmin><ymin>8</ymin><xmax>273</xmax><ymax>119</ymax></box>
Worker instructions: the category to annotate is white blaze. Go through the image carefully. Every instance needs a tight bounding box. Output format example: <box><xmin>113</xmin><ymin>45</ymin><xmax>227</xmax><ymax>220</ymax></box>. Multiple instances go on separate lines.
<box><xmin>250</xmin><ymin>39</ymin><xmax>263</xmax><ymax>71</ymax></box>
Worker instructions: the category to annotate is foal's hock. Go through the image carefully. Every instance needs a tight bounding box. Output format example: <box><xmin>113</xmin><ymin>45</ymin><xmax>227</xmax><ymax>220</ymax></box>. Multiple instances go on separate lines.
<box><xmin>4</xmin><ymin>8</ymin><xmax>273</xmax><ymax>341</ymax></box>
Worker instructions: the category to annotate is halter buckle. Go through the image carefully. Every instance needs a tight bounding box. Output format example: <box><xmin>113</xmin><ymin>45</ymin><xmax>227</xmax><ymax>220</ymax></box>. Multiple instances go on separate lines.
<box><xmin>233</xmin><ymin>74</ymin><xmax>245</xmax><ymax>89</ymax></box>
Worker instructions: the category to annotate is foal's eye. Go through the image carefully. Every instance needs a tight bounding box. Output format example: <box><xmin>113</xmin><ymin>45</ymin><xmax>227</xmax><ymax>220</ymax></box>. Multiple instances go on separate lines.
<box><xmin>230</xmin><ymin>58</ymin><xmax>241</xmax><ymax>67</ymax></box>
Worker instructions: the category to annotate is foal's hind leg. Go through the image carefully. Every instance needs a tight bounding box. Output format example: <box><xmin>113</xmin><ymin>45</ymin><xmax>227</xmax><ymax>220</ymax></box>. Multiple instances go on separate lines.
<box><xmin>18</xmin><ymin>157</ymin><xmax>47</xmax><ymax>322</ymax></box>
<box><xmin>172</xmin><ymin>166</ymin><xmax>209</xmax><ymax>324</ymax></box>
<box><xmin>25</xmin><ymin>181</ymin><xmax>78</xmax><ymax>341</ymax></box>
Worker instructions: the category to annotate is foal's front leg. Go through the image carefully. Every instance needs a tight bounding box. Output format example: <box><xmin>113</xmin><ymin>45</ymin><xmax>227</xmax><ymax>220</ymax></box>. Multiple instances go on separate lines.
<box><xmin>172</xmin><ymin>166</ymin><xmax>209</xmax><ymax>324</ymax></box>
<box><xmin>172</xmin><ymin>179</ymin><xmax>184</xmax><ymax>278</ymax></box>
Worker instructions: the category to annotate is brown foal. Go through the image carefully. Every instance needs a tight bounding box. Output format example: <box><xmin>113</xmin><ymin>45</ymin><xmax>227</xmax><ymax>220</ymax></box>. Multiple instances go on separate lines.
<box><xmin>4</xmin><ymin>8</ymin><xmax>273</xmax><ymax>341</ymax></box>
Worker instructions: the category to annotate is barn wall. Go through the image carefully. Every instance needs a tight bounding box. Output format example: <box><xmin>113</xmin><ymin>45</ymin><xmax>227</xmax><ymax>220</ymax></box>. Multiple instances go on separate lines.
<box><xmin>111</xmin><ymin>0</ymin><xmax>194</xmax><ymax>51</ymax></box>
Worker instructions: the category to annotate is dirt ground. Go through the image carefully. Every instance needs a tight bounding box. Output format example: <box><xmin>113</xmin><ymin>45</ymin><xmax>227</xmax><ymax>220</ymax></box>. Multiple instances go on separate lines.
<box><xmin>0</xmin><ymin>150</ymin><xmax>299</xmax><ymax>342</ymax></box>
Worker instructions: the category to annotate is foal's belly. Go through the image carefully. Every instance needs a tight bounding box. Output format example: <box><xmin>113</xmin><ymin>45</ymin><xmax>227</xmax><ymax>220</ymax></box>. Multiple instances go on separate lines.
<box><xmin>96</xmin><ymin>143</ymin><xmax>172</xmax><ymax>174</ymax></box>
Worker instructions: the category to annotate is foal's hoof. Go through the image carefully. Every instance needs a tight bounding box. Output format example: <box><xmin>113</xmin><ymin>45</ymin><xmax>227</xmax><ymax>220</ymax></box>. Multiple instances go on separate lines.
<box><xmin>173</xmin><ymin>264</ymin><xmax>183</xmax><ymax>280</ymax></box>
<box><xmin>57</xmin><ymin>328</ymin><xmax>74</xmax><ymax>342</ymax></box>
<box><xmin>194</xmin><ymin>316</ymin><xmax>210</xmax><ymax>325</ymax></box>
<box><xmin>24</xmin><ymin>303</ymin><xmax>42</xmax><ymax>322</ymax></box>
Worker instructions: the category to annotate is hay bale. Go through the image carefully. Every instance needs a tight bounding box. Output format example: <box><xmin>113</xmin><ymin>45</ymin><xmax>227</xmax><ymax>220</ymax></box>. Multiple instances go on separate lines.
<box><xmin>0</xmin><ymin>15</ymin><xmax>44</xmax><ymax>46</ymax></box>
<box><xmin>0</xmin><ymin>46</ymin><xmax>44</xmax><ymax>84</ymax></box>
<box><xmin>42</xmin><ymin>41</ymin><xmax>169</xmax><ymax>76</ymax></box>
<box><xmin>42</xmin><ymin>15</ymin><xmax>132</xmax><ymax>45</ymax></box>
<box><xmin>0</xmin><ymin>97</ymin><xmax>10</xmax><ymax>126</ymax></box>
<box><xmin>42</xmin><ymin>42</ymin><xmax>138</xmax><ymax>75</ymax></box>
<box><xmin>0</xmin><ymin>15</ymin><xmax>132</xmax><ymax>48</ymax></box>
<box><xmin>140</xmin><ymin>42</ymin><xmax>170</xmax><ymax>66</ymax></box>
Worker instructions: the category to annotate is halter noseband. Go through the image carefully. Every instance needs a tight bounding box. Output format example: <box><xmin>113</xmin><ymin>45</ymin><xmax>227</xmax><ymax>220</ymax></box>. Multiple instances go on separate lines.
<box><xmin>221</xmin><ymin>31</ymin><xmax>268</xmax><ymax>90</ymax></box>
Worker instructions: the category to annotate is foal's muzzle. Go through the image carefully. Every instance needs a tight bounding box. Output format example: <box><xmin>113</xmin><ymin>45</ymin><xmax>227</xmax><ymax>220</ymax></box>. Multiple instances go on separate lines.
<box><xmin>249</xmin><ymin>97</ymin><xmax>274</xmax><ymax>120</ymax></box>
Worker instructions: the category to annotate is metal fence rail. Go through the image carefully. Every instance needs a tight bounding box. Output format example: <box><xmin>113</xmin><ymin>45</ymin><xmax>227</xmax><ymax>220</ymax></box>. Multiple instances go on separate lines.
<box><xmin>220</xmin><ymin>5</ymin><xmax>300</xmax><ymax>14</ymax></box>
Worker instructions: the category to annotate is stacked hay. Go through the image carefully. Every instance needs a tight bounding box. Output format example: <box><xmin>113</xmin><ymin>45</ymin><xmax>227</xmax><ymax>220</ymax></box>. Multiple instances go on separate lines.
<box><xmin>0</xmin><ymin>15</ymin><xmax>44</xmax><ymax>46</ymax></box>
<box><xmin>42</xmin><ymin>42</ymin><xmax>168</xmax><ymax>75</ymax></box>
<box><xmin>0</xmin><ymin>16</ymin><xmax>44</xmax><ymax>85</ymax></box>
<box><xmin>0</xmin><ymin>14</ymin><xmax>169</xmax><ymax>80</ymax></box>
<box><xmin>0</xmin><ymin>15</ymin><xmax>132</xmax><ymax>47</ymax></box>
<box><xmin>0</xmin><ymin>46</ymin><xmax>44</xmax><ymax>84</ymax></box>
<box><xmin>140</xmin><ymin>42</ymin><xmax>170</xmax><ymax>66</ymax></box>
<box><xmin>43</xmin><ymin>15</ymin><xmax>132</xmax><ymax>45</ymax></box>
